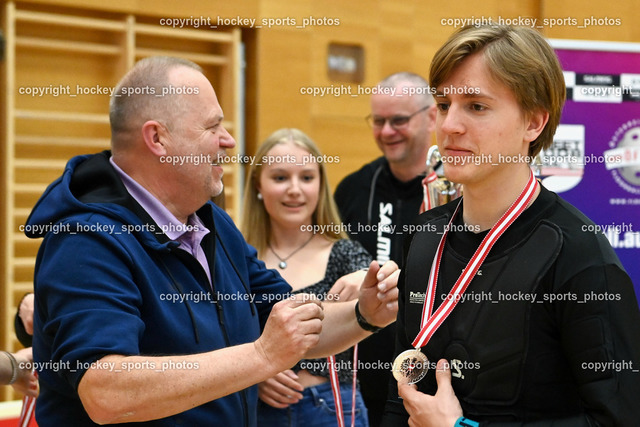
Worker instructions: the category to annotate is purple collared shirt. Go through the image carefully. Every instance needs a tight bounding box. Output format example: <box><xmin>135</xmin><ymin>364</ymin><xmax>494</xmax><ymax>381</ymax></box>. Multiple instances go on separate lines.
<box><xmin>110</xmin><ymin>158</ymin><xmax>212</xmax><ymax>286</ymax></box>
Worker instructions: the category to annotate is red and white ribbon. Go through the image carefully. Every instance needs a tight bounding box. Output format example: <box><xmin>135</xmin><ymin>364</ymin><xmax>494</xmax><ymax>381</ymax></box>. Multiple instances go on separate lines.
<box><xmin>419</xmin><ymin>171</ymin><xmax>438</xmax><ymax>214</ymax></box>
<box><xmin>19</xmin><ymin>394</ymin><xmax>37</xmax><ymax>427</ymax></box>
<box><xmin>412</xmin><ymin>170</ymin><xmax>539</xmax><ymax>349</ymax></box>
<box><xmin>328</xmin><ymin>343</ymin><xmax>359</xmax><ymax>427</ymax></box>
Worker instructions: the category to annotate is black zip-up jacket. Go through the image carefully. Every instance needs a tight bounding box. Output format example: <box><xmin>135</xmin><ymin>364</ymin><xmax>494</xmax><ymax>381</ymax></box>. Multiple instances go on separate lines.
<box><xmin>382</xmin><ymin>185</ymin><xmax>640</xmax><ymax>426</ymax></box>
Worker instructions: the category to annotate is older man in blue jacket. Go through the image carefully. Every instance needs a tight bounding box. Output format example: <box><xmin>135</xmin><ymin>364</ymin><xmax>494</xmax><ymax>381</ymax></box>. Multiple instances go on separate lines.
<box><xmin>26</xmin><ymin>56</ymin><xmax>399</xmax><ymax>426</ymax></box>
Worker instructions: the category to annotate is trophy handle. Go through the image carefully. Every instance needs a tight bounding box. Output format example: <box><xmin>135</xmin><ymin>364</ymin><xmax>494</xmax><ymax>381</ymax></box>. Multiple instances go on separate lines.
<box><xmin>424</xmin><ymin>146</ymin><xmax>463</xmax><ymax>209</ymax></box>
<box><xmin>427</xmin><ymin>145</ymin><xmax>442</xmax><ymax>173</ymax></box>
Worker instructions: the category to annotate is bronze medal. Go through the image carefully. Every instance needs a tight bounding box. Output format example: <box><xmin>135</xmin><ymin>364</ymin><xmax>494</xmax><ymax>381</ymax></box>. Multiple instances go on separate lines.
<box><xmin>392</xmin><ymin>349</ymin><xmax>429</xmax><ymax>384</ymax></box>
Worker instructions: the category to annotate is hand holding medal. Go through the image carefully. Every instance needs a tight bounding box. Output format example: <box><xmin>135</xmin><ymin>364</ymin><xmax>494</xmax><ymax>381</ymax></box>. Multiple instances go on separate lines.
<box><xmin>397</xmin><ymin>359</ymin><xmax>464</xmax><ymax>427</ymax></box>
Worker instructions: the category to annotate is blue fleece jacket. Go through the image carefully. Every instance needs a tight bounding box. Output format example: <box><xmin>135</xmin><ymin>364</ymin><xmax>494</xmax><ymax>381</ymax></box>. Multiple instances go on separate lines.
<box><xmin>26</xmin><ymin>151</ymin><xmax>291</xmax><ymax>426</ymax></box>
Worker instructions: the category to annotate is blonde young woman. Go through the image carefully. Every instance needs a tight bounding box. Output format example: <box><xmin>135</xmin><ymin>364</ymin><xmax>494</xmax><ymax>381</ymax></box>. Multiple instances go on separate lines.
<box><xmin>242</xmin><ymin>128</ymin><xmax>371</xmax><ymax>426</ymax></box>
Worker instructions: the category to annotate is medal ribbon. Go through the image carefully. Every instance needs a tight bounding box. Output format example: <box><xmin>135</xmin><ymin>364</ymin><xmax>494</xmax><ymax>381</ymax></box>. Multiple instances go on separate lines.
<box><xmin>328</xmin><ymin>343</ymin><xmax>358</xmax><ymax>427</ymax></box>
<box><xmin>18</xmin><ymin>371</ymin><xmax>37</xmax><ymax>427</ymax></box>
<box><xmin>412</xmin><ymin>169</ymin><xmax>539</xmax><ymax>349</ymax></box>
<box><xmin>19</xmin><ymin>394</ymin><xmax>36</xmax><ymax>427</ymax></box>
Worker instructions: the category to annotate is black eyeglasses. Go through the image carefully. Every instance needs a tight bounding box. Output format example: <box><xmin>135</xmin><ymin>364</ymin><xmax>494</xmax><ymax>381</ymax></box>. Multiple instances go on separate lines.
<box><xmin>365</xmin><ymin>105</ymin><xmax>430</xmax><ymax>130</ymax></box>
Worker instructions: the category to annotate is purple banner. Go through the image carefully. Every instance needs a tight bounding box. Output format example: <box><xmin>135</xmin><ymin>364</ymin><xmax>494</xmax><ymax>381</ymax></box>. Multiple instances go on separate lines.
<box><xmin>542</xmin><ymin>41</ymin><xmax>640</xmax><ymax>305</ymax></box>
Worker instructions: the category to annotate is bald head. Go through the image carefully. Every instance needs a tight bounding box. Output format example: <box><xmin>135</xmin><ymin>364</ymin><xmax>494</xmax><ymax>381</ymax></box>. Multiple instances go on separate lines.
<box><xmin>377</xmin><ymin>72</ymin><xmax>433</xmax><ymax>108</ymax></box>
<box><xmin>109</xmin><ymin>56</ymin><xmax>204</xmax><ymax>150</ymax></box>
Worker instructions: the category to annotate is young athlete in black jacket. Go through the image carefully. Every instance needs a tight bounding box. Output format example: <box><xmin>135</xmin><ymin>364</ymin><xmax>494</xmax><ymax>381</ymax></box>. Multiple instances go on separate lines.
<box><xmin>382</xmin><ymin>24</ymin><xmax>640</xmax><ymax>427</ymax></box>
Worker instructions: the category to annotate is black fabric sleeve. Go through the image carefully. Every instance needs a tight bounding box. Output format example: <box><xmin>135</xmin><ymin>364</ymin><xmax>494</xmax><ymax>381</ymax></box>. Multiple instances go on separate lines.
<box><xmin>381</xmin><ymin>216</ymin><xmax>425</xmax><ymax>426</ymax></box>
<box><xmin>551</xmin><ymin>264</ymin><xmax>640</xmax><ymax>426</ymax></box>
<box><xmin>380</xmin><ymin>265</ymin><xmax>411</xmax><ymax>426</ymax></box>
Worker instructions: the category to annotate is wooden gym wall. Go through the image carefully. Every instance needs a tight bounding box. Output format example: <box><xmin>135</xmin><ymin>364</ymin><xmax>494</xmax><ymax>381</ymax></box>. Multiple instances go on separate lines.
<box><xmin>0</xmin><ymin>0</ymin><xmax>637</xmax><ymax>401</ymax></box>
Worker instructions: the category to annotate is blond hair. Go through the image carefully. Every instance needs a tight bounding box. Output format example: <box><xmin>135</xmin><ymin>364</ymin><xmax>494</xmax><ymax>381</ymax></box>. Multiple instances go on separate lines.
<box><xmin>429</xmin><ymin>24</ymin><xmax>566</xmax><ymax>157</ymax></box>
<box><xmin>241</xmin><ymin>128</ymin><xmax>348</xmax><ymax>256</ymax></box>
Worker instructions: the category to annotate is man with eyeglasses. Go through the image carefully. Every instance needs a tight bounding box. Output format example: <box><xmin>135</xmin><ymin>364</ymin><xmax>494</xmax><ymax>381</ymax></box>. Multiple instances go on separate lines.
<box><xmin>334</xmin><ymin>72</ymin><xmax>436</xmax><ymax>427</ymax></box>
